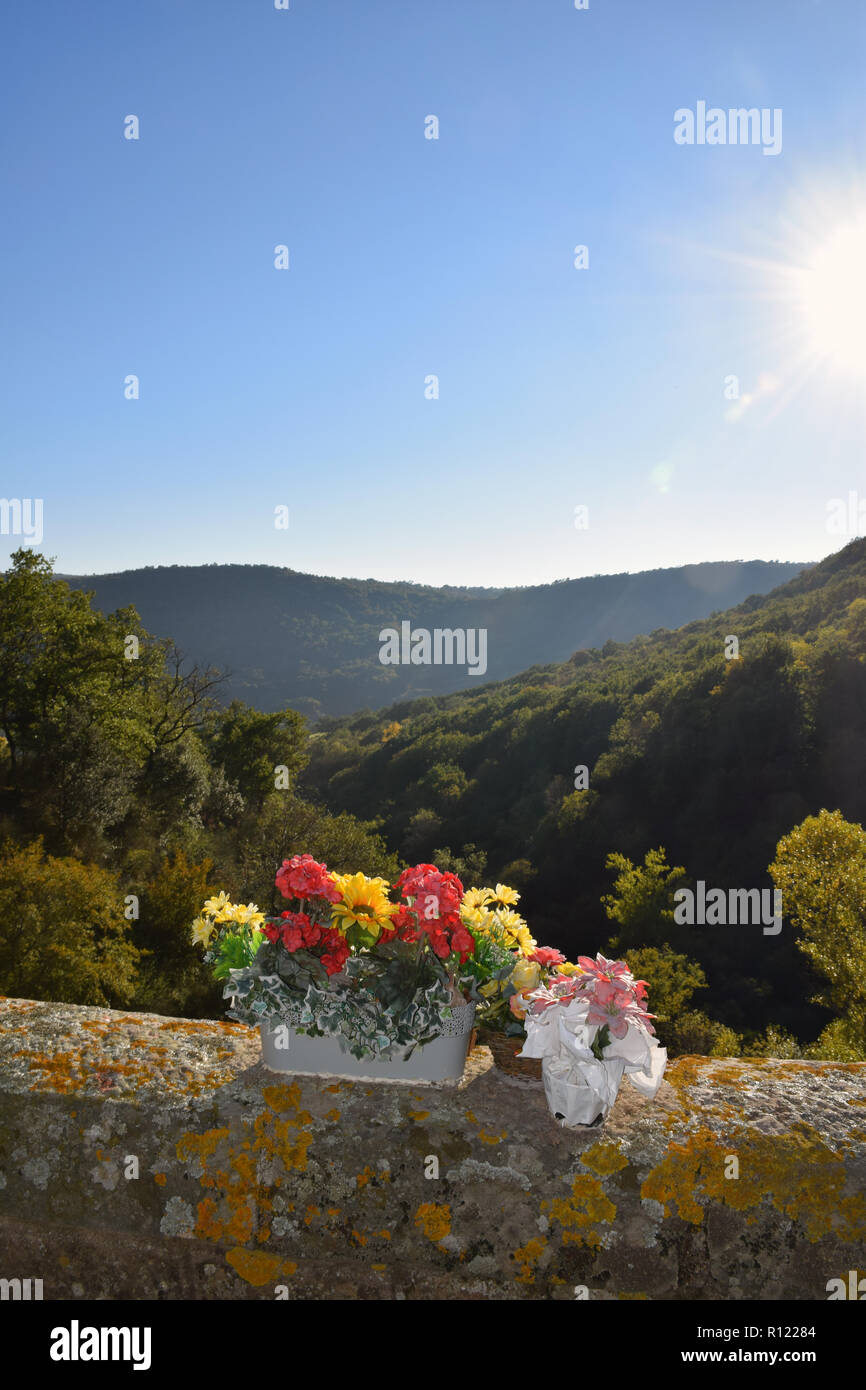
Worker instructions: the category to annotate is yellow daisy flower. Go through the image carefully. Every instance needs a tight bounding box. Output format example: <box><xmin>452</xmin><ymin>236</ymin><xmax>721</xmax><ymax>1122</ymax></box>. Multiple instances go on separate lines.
<box><xmin>491</xmin><ymin>883</ymin><xmax>520</xmax><ymax>906</ymax></box>
<box><xmin>459</xmin><ymin>904</ymin><xmax>488</xmax><ymax>930</ymax></box>
<box><xmin>190</xmin><ymin>916</ymin><xmax>215</xmax><ymax>947</ymax></box>
<box><xmin>227</xmin><ymin>903</ymin><xmax>265</xmax><ymax>928</ymax></box>
<box><xmin>203</xmin><ymin>891</ymin><xmax>231</xmax><ymax>917</ymax></box>
<box><xmin>495</xmin><ymin>908</ymin><xmax>530</xmax><ymax>939</ymax></box>
<box><xmin>462</xmin><ymin>887</ymin><xmax>494</xmax><ymax>912</ymax></box>
<box><xmin>514</xmin><ymin>926</ymin><xmax>538</xmax><ymax>956</ymax></box>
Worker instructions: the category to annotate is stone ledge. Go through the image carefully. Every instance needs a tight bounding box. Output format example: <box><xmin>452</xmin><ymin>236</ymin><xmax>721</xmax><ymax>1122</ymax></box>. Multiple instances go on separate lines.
<box><xmin>0</xmin><ymin>997</ymin><xmax>864</xmax><ymax>1300</ymax></box>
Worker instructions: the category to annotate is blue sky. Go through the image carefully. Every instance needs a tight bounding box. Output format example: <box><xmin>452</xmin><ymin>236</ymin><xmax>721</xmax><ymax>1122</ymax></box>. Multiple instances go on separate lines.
<box><xmin>2</xmin><ymin>0</ymin><xmax>865</xmax><ymax>586</ymax></box>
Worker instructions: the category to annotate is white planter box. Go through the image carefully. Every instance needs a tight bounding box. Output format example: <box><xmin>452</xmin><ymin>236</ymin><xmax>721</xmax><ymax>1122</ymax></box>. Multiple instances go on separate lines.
<box><xmin>259</xmin><ymin>1001</ymin><xmax>476</xmax><ymax>1085</ymax></box>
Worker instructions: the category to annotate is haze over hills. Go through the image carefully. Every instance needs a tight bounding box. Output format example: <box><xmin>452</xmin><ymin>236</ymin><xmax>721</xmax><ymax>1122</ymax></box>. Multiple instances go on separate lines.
<box><xmin>64</xmin><ymin>559</ymin><xmax>806</xmax><ymax>718</ymax></box>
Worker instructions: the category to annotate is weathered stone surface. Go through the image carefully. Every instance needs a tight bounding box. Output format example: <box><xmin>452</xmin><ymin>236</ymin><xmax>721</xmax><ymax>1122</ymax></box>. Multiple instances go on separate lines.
<box><xmin>0</xmin><ymin>997</ymin><xmax>864</xmax><ymax>1300</ymax></box>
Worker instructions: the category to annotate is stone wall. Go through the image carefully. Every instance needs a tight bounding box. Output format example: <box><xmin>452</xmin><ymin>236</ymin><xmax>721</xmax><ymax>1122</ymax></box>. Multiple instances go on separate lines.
<box><xmin>1</xmin><ymin>997</ymin><xmax>864</xmax><ymax>1300</ymax></box>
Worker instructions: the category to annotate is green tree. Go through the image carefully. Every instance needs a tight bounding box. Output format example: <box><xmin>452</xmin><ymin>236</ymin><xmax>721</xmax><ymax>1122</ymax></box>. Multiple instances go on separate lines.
<box><xmin>769</xmin><ymin>808</ymin><xmax>866</xmax><ymax>1058</ymax></box>
<box><xmin>620</xmin><ymin>944</ymin><xmax>707</xmax><ymax>1021</ymax></box>
<box><xmin>0</xmin><ymin>550</ymin><xmax>225</xmax><ymax>854</ymax></box>
<box><xmin>132</xmin><ymin>850</ymin><xmax>222</xmax><ymax>1018</ymax></box>
<box><xmin>205</xmin><ymin>701</ymin><xmax>308</xmax><ymax>811</ymax></box>
<box><xmin>233</xmin><ymin>792</ymin><xmax>402</xmax><ymax>914</ymax></box>
<box><xmin>432</xmin><ymin>843</ymin><xmax>489</xmax><ymax>885</ymax></box>
<box><xmin>0</xmin><ymin>839</ymin><xmax>139</xmax><ymax>1005</ymax></box>
<box><xmin>601</xmin><ymin>848</ymin><xmax>689</xmax><ymax>950</ymax></box>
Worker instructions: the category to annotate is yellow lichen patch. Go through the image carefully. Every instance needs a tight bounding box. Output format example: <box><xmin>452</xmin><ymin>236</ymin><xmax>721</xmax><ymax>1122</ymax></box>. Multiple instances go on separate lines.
<box><xmin>408</xmin><ymin>1110</ymin><xmax>429</xmax><ymax>1122</ymax></box>
<box><xmin>262</xmin><ymin>1082</ymin><xmax>303</xmax><ymax>1113</ymax></box>
<box><xmin>356</xmin><ymin>1166</ymin><xmax>376</xmax><ymax>1188</ymax></box>
<box><xmin>325</xmin><ymin>1108</ymin><xmax>340</xmax><ymax>1121</ymax></box>
<box><xmin>13</xmin><ymin>1049</ymin><xmax>87</xmax><ymax>1095</ymax></box>
<box><xmin>663</xmin><ymin>1057</ymin><xmax>713</xmax><ymax>1095</ymax></box>
<box><xmin>304</xmin><ymin>1205</ymin><xmax>320</xmax><ymax>1226</ymax></box>
<box><xmin>177</xmin><ymin>1127</ymin><xmax>231</xmax><ymax>1171</ymax></box>
<box><xmin>641</xmin><ymin>1124</ymin><xmax>866</xmax><ymax>1242</ymax></box>
<box><xmin>252</xmin><ymin>1104</ymin><xmax>313</xmax><ymax>1174</ymax></box>
<box><xmin>159</xmin><ymin>1020</ymin><xmax>214</xmax><ymax>1034</ymax></box>
<box><xmin>371</xmin><ymin>1263</ymin><xmax>387</xmax><ymax>1272</ymax></box>
<box><xmin>512</xmin><ymin>1237</ymin><xmax>546</xmax><ymax>1284</ymax></box>
<box><xmin>618</xmin><ymin>1291</ymin><xmax>648</xmax><ymax>1300</ymax></box>
<box><xmin>195</xmin><ymin>1197</ymin><xmax>224</xmax><ymax>1241</ymax></box>
<box><xmin>581</xmin><ymin>1141</ymin><xmax>629</xmax><ymax>1177</ymax></box>
<box><xmin>153</xmin><ymin>1173</ymin><xmax>167</xmax><ymax>1187</ymax></box>
<box><xmin>179</xmin><ymin>1126</ymin><xmax>280</xmax><ymax>1246</ymax></box>
<box><xmin>225</xmin><ymin>1248</ymin><xmax>297</xmax><ymax>1287</ymax></box>
<box><xmin>478</xmin><ymin>1129</ymin><xmax>507</xmax><ymax>1145</ymax></box>
<box><xmin>414</xmin><ymin>1202</ymin><xmax>451</xmax><ymax>1243</ymax></box>
<box><xmin>544</xmin><ymin>1175</ymin><xmax>617</xmax><ymax>1249</ymax></box>
<box><xmin>350</xmin><ymin>1230</ymin><xmax>368</xmax><ymax>1247</ymax></box>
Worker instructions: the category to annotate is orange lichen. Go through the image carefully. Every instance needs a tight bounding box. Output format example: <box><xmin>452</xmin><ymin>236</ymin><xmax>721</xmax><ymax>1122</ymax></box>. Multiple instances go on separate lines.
<box><xmin>543</xmin><ymin>1175</ymin><xmax>617</xmax><ymax>1249</ymax></box>
<box><xmin>641</xmin><ymin>1123</ymin><xmax>866</xmax><ymax>1241</ymax></box>
<box><xmin>225</xmin><ymin>1248</ymin><xmax>297</xmax><ymax>1287</ymax></box>
<box><xmin>581</xmin><ymin>1142</ymin><xmax>629</xmax><ymax>1177</ymax></box>
<box><xmin>477</xmin><ymin>1129</ymin><xmax>507</xmax><ymax>1145</ymax></box>
<box><xmin>512</xmin><ymin>1237</ymin><xmax>546</xmax><ymax>1284</ymax></box>
<box><xmin>414</xmin><ymin>1202</ymin><xmax>451</xmax><ymax>1243</ymax></box>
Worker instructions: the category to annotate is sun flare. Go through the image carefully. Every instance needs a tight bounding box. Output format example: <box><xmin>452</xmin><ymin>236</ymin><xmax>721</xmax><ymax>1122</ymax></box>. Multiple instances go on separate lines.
<box><xmin>795</xmin><ymin>213</ymin><xmax>866</xmax><ymax>378</ymax></box>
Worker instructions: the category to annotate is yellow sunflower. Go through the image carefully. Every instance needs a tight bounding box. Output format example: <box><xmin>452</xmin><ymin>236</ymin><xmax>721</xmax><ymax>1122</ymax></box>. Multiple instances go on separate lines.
<box><xmin>330</xmin><ymin>872</ymin><xmax>398</xmax><ymax>940</ymax></box>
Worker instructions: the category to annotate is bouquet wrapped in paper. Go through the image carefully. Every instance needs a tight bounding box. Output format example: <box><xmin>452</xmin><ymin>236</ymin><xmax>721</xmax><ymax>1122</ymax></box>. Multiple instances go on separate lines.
<box><xmin>517</xmin><ymin>954</ymin><xmax>667</xmax><ymax>1128</ymax></box>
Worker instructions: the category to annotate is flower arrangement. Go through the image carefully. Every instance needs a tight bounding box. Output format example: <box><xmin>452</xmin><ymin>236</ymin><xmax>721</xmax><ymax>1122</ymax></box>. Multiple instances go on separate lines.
<box><xmin>518</xmin><ymin>952</ymin><xmax>667</xmax><ymax>1126</ymax></box>
<box><xmin>191</xmin><ymin>857</ymin><xmax>577</xmax><ymax>1063</ymax></box>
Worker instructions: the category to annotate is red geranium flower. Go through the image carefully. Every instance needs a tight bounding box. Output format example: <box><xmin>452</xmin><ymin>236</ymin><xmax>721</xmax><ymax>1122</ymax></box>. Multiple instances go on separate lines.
<box><xmin>276</xmin><ymin>854</ymin><xmax>341</xmax><ymax>903</ymax></box>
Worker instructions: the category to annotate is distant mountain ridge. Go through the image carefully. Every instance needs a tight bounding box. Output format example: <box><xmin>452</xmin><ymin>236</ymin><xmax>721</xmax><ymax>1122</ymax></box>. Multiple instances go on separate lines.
<box><xmin>63</xmin><ymin>559</ymin><xmax>807</xmax><ymax>717</ymax></box>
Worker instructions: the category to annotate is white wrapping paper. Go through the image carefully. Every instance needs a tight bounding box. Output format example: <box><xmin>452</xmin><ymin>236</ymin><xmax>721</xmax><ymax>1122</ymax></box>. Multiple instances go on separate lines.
<box><xmin>518</xmin><ymin>996</ymin><xmax>667</xmax><ymax>1128</ymax></box>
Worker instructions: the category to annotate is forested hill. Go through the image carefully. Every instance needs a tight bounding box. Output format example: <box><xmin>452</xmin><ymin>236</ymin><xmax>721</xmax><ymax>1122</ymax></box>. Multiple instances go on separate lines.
<box><xmin>63</xmin><ymin>559</ymin><xmax>804</xmax><ymax>718</ymax></box>
<box><xmin>302</xmin><ymin>538</ymin><xmax>866</xmax><ymax>1041</ymax></box>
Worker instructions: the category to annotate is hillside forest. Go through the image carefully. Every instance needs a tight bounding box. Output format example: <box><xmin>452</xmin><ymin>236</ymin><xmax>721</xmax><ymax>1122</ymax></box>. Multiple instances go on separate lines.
<box><xmin>3</xmin><ymin>543</ymin><xmax>866</xmax><ymax>1062</ymax></box>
